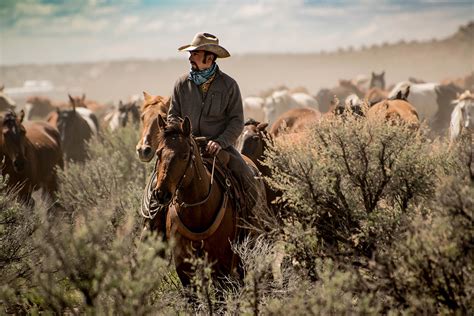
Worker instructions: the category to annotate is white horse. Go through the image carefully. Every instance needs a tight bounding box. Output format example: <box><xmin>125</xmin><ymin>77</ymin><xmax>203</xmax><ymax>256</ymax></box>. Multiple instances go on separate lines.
<box><xmin>243</xmin><ymin>96</ymin><xmax>265</xmax><ymax>122</ymax></box>
<box><xmin>264</xmin><ymin>90</ymin><xmax>319</xmax><ymax>125</ymax></box>
<box><xmin>449</xmin><ymin>91</ymin><xmax>473</xmax><ymax>141</ymax></box>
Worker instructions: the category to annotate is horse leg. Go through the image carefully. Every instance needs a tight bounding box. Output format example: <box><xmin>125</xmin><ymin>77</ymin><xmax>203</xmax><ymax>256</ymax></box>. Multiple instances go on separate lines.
<box><xmin>176</xmin><ymin>263</ymin><xmax>200</xmax><ymax>308</ymax></box>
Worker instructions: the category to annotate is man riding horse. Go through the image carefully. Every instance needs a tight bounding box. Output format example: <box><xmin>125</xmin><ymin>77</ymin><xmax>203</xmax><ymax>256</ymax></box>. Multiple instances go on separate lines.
<box><xmin>171</xmin><ymin>32</ymin><xmax>259</xmax><ymax>202</ymax></box>
<box><xmin>146</xmin><ymin>32</ymin><xmax>259</xmax><ymax>237</ymax></box>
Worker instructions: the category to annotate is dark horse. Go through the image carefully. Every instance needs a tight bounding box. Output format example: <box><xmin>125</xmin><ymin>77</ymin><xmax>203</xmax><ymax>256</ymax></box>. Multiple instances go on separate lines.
<box><xmin>237</xmin><ymin>119</ymin><xmax>277</xmax><ymax>211</ymax></box>
<box><xmin>148</xmin><ymin>115</ymin><xmax>265</xmax><ymax>289</ymax></box>
<box><xmin>47</xmin><ymin>100</ymin><xmax>98</xmax><ymax>163</ymax></box>
<box><xmin>0</xmin><ymin>110</ymin><xmax>63</xmax><ymax>203</ymax></box>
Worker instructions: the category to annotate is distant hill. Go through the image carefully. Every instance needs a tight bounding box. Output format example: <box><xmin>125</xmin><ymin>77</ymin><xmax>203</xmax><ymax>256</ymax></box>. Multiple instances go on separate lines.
<box><xmin>1</xmin><ymin>22</ymin><xmax>473</xmax><ymax>104</ymax></box>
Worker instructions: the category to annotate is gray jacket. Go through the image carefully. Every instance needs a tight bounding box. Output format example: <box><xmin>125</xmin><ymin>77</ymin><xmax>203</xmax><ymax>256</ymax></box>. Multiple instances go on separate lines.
<box><xmin>168</xmin><ymin>67</ymin><xmax>244</xmax><ymax>149</ymax></box>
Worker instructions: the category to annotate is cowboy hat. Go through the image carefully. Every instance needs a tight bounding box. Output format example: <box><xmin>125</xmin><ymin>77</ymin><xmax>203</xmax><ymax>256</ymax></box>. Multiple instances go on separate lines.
<box><xmin>178</xmin><ymin>32</ymin><xmax>230</xmax><ymax>58</ymax></box>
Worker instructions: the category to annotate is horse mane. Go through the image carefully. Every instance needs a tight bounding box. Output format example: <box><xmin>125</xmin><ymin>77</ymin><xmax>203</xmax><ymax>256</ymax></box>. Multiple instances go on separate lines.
<box><xmin>450</xmin><ymin>102</ymin><xmax>464</xmax><ymax>141</ymax></box>
<box><xmin>141</xmin><ymin>95</ymin><xmax>169</xmax><ymax>112</ymax></box>
<box><xmin>157</xmin><ymin>121</ymin><xmax>187</xmax><ymax>144</ymax></box>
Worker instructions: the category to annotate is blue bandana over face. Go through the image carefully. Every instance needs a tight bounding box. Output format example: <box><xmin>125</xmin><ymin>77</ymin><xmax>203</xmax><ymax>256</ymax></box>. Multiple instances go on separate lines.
<box><xmin>189</xmin><ymin>62</ymin><xmax>218</xmax><ymax>85</ymax></box>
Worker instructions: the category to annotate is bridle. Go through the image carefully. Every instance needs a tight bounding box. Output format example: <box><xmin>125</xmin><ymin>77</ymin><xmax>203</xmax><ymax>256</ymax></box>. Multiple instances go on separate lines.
<box><xmin>153</xmin><ymin>136</ymin><xmax>217</xmax><ymax>210</ymax></box>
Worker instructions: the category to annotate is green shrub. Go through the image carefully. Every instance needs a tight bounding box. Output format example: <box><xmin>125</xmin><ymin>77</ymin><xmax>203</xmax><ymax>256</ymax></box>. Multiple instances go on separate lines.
<box><xmin>265</xmin><ymin>116</ymin><xmax>446</xmax><ymax>273</ymax></box>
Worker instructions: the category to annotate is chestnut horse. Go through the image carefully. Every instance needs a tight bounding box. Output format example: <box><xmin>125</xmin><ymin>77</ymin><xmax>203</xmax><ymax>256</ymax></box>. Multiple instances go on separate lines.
<box><xmin>0</xmin><ymin>110</ymin><xmax>63</xmax><ymax>203</ymax></box>
<box><xmin>149</xmin><ymin>115</ymin><xmax>265</xmax><ymax>288</ymax></box>
<box><xmin>367</xmin><ymin>98</ymin><xmax>420</xmax><ymax>129</ymax></box>
<box><xmin>136</xmin><ymin>91</ymin><xmax>170</xmax><ymax>162</ymax></box>
<box><xmin>270</xmin><ymin>107</ymin><xmax>322</xmax><ymax>137</ymax></box>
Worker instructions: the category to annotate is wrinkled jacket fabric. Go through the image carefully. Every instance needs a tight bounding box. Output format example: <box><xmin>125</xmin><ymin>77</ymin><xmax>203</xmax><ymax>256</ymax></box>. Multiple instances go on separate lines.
<box><xmin>168</xmin><ymin>68</ymin><xmax>244</xmax><ymax>149</ymax></box>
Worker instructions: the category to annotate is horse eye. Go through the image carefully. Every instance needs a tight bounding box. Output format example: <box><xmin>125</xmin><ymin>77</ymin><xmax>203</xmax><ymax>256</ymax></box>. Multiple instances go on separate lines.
<box><xmin>182</xmin><ymin>153</ymin><xmax>189</xmax><ymax>160</ymax></box>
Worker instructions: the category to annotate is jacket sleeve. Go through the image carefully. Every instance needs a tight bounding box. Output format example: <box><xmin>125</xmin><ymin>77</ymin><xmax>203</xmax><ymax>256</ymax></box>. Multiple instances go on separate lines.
<box><xmin>215</xmin><ymin>80</ymin><xmax>244</xmax><ymax>149</ymax></box>
<box><xmin>167</xmin><ymin>79</ymin><xmax>182</xmax><ymax>124</ymax></box>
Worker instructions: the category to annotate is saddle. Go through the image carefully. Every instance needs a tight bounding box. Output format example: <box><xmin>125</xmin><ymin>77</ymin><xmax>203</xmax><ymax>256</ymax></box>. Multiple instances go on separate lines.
<box><xmin>194</xmin><ymin>137</ymin><xmax>249</xmax><ymax>222</ymax></box>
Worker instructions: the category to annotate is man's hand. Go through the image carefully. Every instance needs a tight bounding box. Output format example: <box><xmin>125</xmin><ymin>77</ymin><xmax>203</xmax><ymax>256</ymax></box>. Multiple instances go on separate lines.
<box><xmin>206</xmin><ymin>140</ymin><xmax>222</xmax><ymax>156</ymax></box>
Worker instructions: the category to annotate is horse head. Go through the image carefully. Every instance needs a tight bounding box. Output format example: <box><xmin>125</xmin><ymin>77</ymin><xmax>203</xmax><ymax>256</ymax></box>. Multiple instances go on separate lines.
<box><xmin>68</xmin><ymin>93</ymin><xmax>87</xmax><ymax>109</ymax></box>
<box><xmin>1</xmin><ymin>110</ymin><xmax>27</xmax><ymax>173</ymax></box>
<box><xmin>118</xmin><ymin>100</ymin><xmax>131</xmax><ymax>128</ymax></box>
<box><xmin>136</xmin><ymin>91</ymin><xmax>170</xmax><ymax>162</ymax></box>
<box><xmin>238</xmin><ymin>119</ymin><xmax>270</xmax><ymax>166</ymax></box>
<box><xmin>152</xmin><ymin>115</ymin><xmax>198</xmax><ymax>206</ymax></box>
<box><xmin>370</xmin><ymin>71</ymin><xmax>386</xmax><ymax>90</ymax></box>
<box><xmin>119</xmin><ymin>101</ymin><xmax>140</xmax><ymax>128</ymax></box>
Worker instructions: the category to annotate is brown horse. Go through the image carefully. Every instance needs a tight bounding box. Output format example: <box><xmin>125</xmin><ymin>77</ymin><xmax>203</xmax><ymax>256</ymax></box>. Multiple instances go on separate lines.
<box><xmin>149</xmin><ymin>115</ymin><xmax>265</xmax><ymax>289</ymax></box>
<box><xmin>67</xmin><ymin>93</ymin><xmax>112</xmax><ymax>123</ymax></box>
<box><xmin>47</xmin><ymin>103</ymin><xmax>98</xmax><ymax>163</ymax></box>
<box><xmin>365</xmin><ymin>87</ymin><xmax>389</xmax><ymax>105</ymax></box>
<box><xmin>24</xmin><ymin>96</ymin><xmax>57</xmax><ymax>120</ymax></box>
<box><xmin>0</xmin><ymin>110</ymin><xmax>63</xmax><ymax>203</ymax></box>
<box><xmin>237</xmin><ymin>119</ymin><xmax>279</xmax><ymax>212</ymax></box>
<box><xmin>136</xmin><ymin>91</ymin><xmax>170</xmax><ymax>162</ymax></box>
<box><xmin>270</xmin><ymin>107</ymin><xmax>322</xmax><ymax>137</ymax></box>
<box><xmin>367</xmin><ymin>99</ymin><xmax>420</xmax><ymax>129</ymax></box>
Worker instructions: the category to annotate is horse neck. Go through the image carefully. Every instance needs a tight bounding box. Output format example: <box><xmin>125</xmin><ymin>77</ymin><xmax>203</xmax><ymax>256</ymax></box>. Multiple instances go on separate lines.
<box><xmin>64</xmin><ymin>115</ymin><xmax>91</xmax><ymax>150</ymax></box>
<box><xmin>182</xmin><ymin>142</ymin><xmax>212</xmax><ymax>198</ymax></box>
<box><xmin>176</xmin><ymin>142</ymin><xmax>222</xmax><ymax>230</ymax></box>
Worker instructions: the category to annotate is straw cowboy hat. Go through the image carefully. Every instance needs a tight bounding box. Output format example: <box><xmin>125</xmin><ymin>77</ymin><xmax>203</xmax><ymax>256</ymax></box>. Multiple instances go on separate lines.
<box><xmin>178</xmin><ymin>32</ymin><xmax>230</xmax><ymax>58</ymax></box>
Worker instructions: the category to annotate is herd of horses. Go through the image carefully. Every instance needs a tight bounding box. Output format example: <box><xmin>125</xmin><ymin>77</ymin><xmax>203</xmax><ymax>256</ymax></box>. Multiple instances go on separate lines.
<box><xmin>0</xmin><ymin>71</ymin><xmax>473</xmax><ymax>293</ymax></box>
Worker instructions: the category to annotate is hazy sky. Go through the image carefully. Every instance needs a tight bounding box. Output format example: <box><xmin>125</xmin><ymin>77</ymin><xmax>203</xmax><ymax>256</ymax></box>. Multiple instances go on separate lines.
<box><xmin>0</xmin><ymin>0</ymin><xmax>472</xmax><ymax>65</ymax></box>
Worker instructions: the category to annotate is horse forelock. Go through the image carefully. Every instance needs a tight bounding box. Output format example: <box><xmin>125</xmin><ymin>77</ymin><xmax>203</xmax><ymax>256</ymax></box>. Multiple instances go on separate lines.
<box><xmin>157</xmin><ymin>123</ymin><xmax>190</xmax><ymax>146</ymax></box>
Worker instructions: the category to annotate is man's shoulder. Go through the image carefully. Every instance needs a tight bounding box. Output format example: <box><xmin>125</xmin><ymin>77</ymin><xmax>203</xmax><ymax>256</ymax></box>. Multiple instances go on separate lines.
<box><xmin>216</xmin><ymin>69</ymin><xmax>238</xmax><ymax>88</ymax></box>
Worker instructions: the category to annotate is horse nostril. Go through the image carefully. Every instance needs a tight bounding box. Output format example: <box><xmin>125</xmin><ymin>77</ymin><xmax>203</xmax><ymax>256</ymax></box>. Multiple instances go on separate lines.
<box><xmin>13</xmin><ymin>159</ymin><xmax>25</xmax><ymax>172</ymax></box>
<box><xmin>143</xmin><ymin>146</ymin><xmax>152</xmax><ymax>157</ymax></box>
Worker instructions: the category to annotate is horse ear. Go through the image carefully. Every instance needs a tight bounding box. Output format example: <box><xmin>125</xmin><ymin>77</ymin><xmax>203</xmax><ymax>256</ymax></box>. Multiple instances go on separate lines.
<box><xmin>19</xmin><ymin>110</ymin><xmax>25</xmax><ymax>123</ymax></box>
<box><xmin>0</xmin><ymin>84</ymin><xmax>4</xmax><ymax>92</ymax></box>
<box><xmin>381</xmin><ymin>71</ymin><xmax>385</xmax><ymax>76</ymax></box>
<box><xmin>157</xmin><ymin>114</ymin><xmax>166</xmax><ymax>130</ymax></box>
<box><xmin>68</xmin><ymin>94</ymin><xmax>74</xmax><ymax>104</ymax></box>
<box><xmin>143</xmin><ymin>91</ymin><xmax>152</xmax><ymax>103</ymax></box>
<box><xmin>395</xmin><ymin>90</ymin><xmax>403</xmax><ymax>100</ymax></box>
<box><xmin>257</xmin><ymin>122</ymin><xmax>268</xmax><ymax>131</ymax></box>
<box><xmin>403</xmin><ymin>85</ymin><xmax>410</xmax><ymax>100</ymax></box>
<box><xmin>181</xmin><ymin>117</ymin><xmax>191</xmax><ymax>137</ymax></box>
<box><xmin>82</xmin><ymin>93</ymin><xmax>86</xmax><ymax>102</ymax></box>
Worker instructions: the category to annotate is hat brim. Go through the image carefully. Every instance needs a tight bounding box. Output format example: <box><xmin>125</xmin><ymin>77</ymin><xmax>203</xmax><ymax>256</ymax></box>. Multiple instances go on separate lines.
<box><xmin>178</xmin><ymin>43</ymin><xmax>230</xmax><ymax>58</ymax></box>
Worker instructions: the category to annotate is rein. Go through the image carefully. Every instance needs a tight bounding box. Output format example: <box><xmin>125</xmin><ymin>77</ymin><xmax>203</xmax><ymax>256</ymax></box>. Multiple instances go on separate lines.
<box><xmin>174</xmin><ymin>155</ymin><xmax>216</xmax><ymax>208</ymax></box>
<box><xmin>140</xmin><ymin>139</ymin><xmax>218</xmax><ymax>220</ymax></box>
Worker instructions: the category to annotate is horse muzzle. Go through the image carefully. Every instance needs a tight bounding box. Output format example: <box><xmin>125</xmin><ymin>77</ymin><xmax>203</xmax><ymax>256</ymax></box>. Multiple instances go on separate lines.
<box><xmin>152</xmin><ymin>189</ymin><xmax>172</xmax><ymax>206</ymax></box>
<box><xmin>137</xmin><ymin>145</ymin><xmax>154</xmax><ymax>162</ymax></box>
<box><xmin>13</xmin><ymin>158</ymin><xmax>26</xmax><ymax>173</ymax></box>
